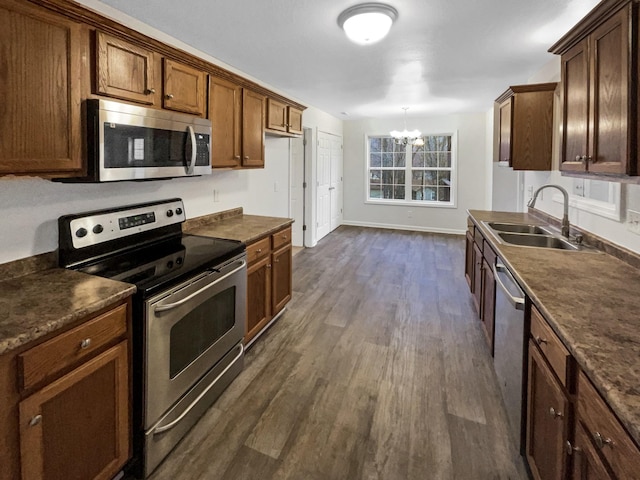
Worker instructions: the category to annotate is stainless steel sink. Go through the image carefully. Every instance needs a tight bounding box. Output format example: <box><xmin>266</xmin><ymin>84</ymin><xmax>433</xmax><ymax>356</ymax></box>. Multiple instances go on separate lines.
<box><xmin>497</xmin><ymin>232</ymin><xmax>579</xmax><ymax>250</ymax></box>
<box><xmin>487</xmin><ymin>222</ymin><xmax>550</xmax><ymax>235</ymax></box>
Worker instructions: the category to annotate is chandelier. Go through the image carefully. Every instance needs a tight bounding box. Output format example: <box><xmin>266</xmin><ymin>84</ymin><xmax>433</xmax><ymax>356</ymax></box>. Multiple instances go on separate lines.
<box><xmin>390</xmin><ymin>108</ymin><xmax>424</xmax><ymax>146</ymax></box>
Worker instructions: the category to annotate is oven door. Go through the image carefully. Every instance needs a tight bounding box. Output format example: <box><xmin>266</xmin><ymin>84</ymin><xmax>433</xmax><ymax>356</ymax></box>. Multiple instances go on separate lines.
<box><xmin>144</xmin><ymin>254</ymin><xmax>246</xmax><ymax>429</ymax></box>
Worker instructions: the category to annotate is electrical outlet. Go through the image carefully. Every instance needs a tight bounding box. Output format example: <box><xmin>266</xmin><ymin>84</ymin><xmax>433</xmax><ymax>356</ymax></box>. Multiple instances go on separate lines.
<box><xmin>627</xmin><ymin>209</ymin><xmax>640</xmax><ymax>235</ymax></box>
<box><xmin>213</xmin><ymin>189</ymin><xmax>219</xmax><ymax>203</ymax></box>
<box><xmin>407</xmin><ymin>210</ymin><xmax>413</xmax><ymax>218</ymax></box>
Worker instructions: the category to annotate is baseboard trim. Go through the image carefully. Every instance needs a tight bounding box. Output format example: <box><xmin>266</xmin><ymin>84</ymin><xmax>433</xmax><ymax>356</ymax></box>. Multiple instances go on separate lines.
<box><xmin>340</xmin><ymin>221</ymin><xmax>465</xmax><ymax>235</ymax></box>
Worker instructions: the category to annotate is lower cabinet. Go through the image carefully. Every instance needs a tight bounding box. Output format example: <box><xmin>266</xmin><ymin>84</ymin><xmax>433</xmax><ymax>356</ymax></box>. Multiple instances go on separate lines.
<box><xmin>569</xmin><ymin>421</ymin><xmax>613</xmax><ymax>480</ymax></box>
<box><xmin>245</xmin><ymin>226</ymin><xmax>292</xmax><ymax>344</ymax></box>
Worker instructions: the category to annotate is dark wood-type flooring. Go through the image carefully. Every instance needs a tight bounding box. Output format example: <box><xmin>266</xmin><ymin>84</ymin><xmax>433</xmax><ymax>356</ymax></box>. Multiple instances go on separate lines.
<box><xmin>149</xmin><ymin>226</ymin><xmax>528</xmax><ymax>480</ymax></box>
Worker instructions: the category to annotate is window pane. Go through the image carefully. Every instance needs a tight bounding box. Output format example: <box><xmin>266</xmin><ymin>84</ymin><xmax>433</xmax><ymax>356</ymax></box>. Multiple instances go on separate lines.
<box><xmin>425</xmin><ymin>152</ymin><xmax>438</xmax><ymax>167</ymax></box>
<box><xmin>381</xmin><ymin>138</ymin><xmax>395</xmax><ymax>152</ymax></box>
<box><xmin>382</xmin><ymin>171</ymin><xmax>393</xmax><ymax>184</ymax></box>
<box><xmin>424</xmin><ymin>136</ymin><xmax>438</xmax><ymax>151</ymax></box>
<box><xmin>412</xmin><ymin>143</ymin><xmax>425</xmax><ymax>153</ymax></box>
<box><xmin>412</xmin><ymin>152</ymin><xmax>425</xmax><ymax>167</ymax></box>
<box><xmin>438</xmin><ymin>171</ymin><xmax>451</xmax><ymax>186</ymax></box>
<box><xmin>438</xmin><ymin>187</ymin><xmax>451</xmax><ymax>202</ymax></box>
<box><xmin>437</xmin><ymin>136</ymin><xmax>451</xmax><ymax>151</ymax></box>
<box><xmin>424</xmin><ymin>170</ymin><xmax>437</xmax><ymax>185</ymax></box>
<box><xmin>394</xmin><ymin>186</ymin><xmax>405</xmax><ymax>199</ymax></box>
<box><xmin>411</xmin><ymin>187</ymin><xmax>423</xmax><ymax>200</ymax></box>
<box><xmin>370</xmin><ymin>170</ymin><xmax>381</xmax><ymax>183</ymax></box>
<box><xmin>370</xmin><ymin>152</ymin><xmax>382</xmax><ymax>167</ymax></box>
<box><xmin>382</xmin><ymin>185</ymin><xmax>393</xmax><ymax>199</ymax></box>
<box><xmin>423</xmin><ymin>187</ymin><xmax>437</xmax><ymax>201</ymax></box>
<box><xmin>370</xmin><ymin>137</ymin><xmax>382</xmax><ymax>153</ymax></box>
<box><xmin>370</xmin><ymin>185</ymin><xmax>382</xmax><ymax>198</ymax></box>
<box><xmin>438</xmin><ymin>152</ymin><xmax>451</xmax><ymax>168</ymax></box>
<box><xmin>394</xmin><ymin>152</ymin><xmax>406</xmax><ymax>167</ymax></box>
<box><xmin>382</xmin><ymin>153</ymin><xmax>393</xmax><ymax>167</ymax></box>
<box><xmin>395</xmin><ymin>171</ymin><xmax>405</xmax><ymax>185</ymax></box>
<box><xmin>412</xmin><ymin>171</ymin><xmax>423</xmax><ymax>186</ymax></box>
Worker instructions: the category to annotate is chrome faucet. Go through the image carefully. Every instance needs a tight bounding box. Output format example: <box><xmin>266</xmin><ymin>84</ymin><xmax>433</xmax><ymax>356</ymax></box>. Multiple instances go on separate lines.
<box><xmin>527</xmin><ymin>184</ymin><xmax>570</xmax><ymax>238</ymax></box>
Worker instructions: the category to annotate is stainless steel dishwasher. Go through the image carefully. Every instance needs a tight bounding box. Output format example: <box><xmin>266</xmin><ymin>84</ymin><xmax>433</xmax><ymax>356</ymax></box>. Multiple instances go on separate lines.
<box><xmin>492</xmin><ymin>260</ymin><xmax>526</xmax><ymax>453</ymax></box>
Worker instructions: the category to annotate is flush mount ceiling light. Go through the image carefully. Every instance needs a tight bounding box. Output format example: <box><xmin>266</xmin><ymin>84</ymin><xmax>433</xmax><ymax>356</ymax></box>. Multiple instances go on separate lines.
<box><xmin>337</xmin><ymin>3</ymin><xmax>398</xmax><ymax>45</ymax></box>
<box><xmin>390</xmin><ymin>107</ymin><xmax>424</xmax><ymax>146</ymax></box>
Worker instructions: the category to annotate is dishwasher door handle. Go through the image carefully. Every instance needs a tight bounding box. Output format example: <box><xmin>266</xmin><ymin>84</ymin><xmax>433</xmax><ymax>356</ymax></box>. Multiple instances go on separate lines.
<box><xmin>493</xmin><ymin>262</ymin><xmax>525</xmax><ymax>311</ymax></box>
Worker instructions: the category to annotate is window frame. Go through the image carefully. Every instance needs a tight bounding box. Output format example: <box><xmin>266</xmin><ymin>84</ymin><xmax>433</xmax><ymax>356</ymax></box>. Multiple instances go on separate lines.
<box><xmin>364</xmin><ymin>131</ymin><xmax>458</xmax><ymax>208</ymax></box>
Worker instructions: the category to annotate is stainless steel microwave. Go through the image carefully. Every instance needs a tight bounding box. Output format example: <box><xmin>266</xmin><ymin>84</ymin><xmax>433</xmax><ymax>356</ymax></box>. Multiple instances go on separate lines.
<box><xmin>77</xmin><ymin>99</ymin><xmax>211</xmax><ymax>182</ymax></box>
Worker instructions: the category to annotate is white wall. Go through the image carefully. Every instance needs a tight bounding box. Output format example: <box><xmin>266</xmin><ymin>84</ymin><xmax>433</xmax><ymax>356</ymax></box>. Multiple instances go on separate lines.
<box><xmin>342</xmin><ymin>113</ymin><xmax>489</xmax><ymax>234</ymax></box>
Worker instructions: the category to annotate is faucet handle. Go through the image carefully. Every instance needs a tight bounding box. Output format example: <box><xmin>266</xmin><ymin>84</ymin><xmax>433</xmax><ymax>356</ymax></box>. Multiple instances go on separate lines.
<box><xmin>574</xmin><ymin>234</ymin><xmax>584</xmax><ymax>245</ymax></box>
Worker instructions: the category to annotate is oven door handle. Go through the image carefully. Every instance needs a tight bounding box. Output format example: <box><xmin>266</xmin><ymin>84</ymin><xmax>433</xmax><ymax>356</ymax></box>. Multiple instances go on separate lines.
<box><xmin>154</xmin><ymin>259</ymin><xmax>246</xmax><ymax>313</ymax></box>
<box><xmin>186</xmin><ymin>125</ymin><xmax>197</xmax><ymax>175</ymax></box>
<box><xmin>151</xmin><ymin>343</ymin><xmax>244</xmax><ymax>435</ymax></box>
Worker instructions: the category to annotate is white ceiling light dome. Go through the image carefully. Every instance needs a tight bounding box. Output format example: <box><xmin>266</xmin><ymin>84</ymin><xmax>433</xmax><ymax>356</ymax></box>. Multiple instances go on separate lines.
<box><xmin>338</xmin><ymin>3</ymin><xmax>398</xmax><ymax>45</ymax></box>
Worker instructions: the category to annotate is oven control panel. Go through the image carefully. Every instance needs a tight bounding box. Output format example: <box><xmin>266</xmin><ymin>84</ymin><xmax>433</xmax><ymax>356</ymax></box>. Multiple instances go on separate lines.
<box><xmin>65</xmin><ymin>199</ymin><xmax>186</xmax><ymax>250</ymax></box>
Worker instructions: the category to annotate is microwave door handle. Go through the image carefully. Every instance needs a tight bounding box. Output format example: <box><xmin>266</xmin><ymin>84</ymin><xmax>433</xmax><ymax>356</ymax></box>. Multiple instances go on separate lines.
<box><xmin>186</xmin><ymin>125</ymin><xmax>196</xmax><ymax>175</ymax></box>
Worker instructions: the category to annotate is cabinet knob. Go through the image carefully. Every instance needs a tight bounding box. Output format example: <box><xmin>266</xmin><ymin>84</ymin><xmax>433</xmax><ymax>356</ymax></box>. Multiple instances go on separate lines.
<box><xmin>282</xmin><ymin>235</ymin><xmax>287</xmax><ymax>240</ymax></box>
<box><xmin>244</xmin><ymin>155</ymin><xmax>250</xmax><ymax>160</ymax></box>
<box><xmin>147</xmin><ymin>88</ymin><xmax>156</xmax><ymax>94</ymax></box>
<box><xmin>535</xmin><ymin>336</ymin><xmax>547</xmax><ymax>346</ymax></box>
<box><xmin>29</xmin><ymin>415</ymin><xmax>42</xmax><ymax>427</ymax></box>
<box><xmin>80</xmin><ymin>338</ymin><xmax>92</xmax><ymax>349</ymax></box>
<box><xmin>256</xmin><ymin>248</ymin><xmax>262</xmax><ymax>253</ymax></box>
<box><xmin>548</xmin><ymin>407</ymin><xmax>563</xmax><ymax>419</ymax></box>
<box><xmin>235</xmin><ymin>155</ymin><xmax>241</xmax><ymax>160</ymax></box>
<box><xmin>566</xmin><ymin>441</ymin><xmax>581</xmax><ymax>456</ymax></box>
<box><xmin>267</xmin><ymin>264</ymin><xmax>272</xmax><ymax>269</ymax></box>
<box><xmin>166</xmin><ymin>94</ymin><xmax>174</xmax><ymax>100</ymax></box>
<box><xmin>575</xmin><ymin>155</ymin><xmax>582</xmax><ymax>162</ymax></box>
<box><xmin>593</xmin><ymin>431</ymin><xmax>613</xmax><ymax>449</ymax></box>
<box><xmin>275</xmin><ymin>259</ymin><xmax>280</xmax><ymax>263</ymax></box>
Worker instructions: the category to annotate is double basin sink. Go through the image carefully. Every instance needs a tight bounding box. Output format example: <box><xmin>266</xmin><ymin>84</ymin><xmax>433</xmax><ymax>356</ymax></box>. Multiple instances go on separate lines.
<box><xmin>483</xmin><ymin>222</ymin><xmax>591</xmax><ymax>251</ymax></box>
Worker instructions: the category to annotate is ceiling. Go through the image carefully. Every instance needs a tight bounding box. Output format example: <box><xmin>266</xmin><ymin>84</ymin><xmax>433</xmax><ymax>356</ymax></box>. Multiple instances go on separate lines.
<box><xmin>91</xmin><ymin>0</ymin><xmax>601</xmax><ymax>120</ymax></box>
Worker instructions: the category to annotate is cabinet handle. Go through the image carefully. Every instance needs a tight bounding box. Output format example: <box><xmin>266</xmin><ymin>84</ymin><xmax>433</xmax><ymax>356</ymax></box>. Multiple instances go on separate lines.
<box><xmin>593</xmin><ymin>432</ymin><xmax>613</xmax><ymax>449</ymax></box>
<box><xmin>256</xmin><ymin>248</ymin><xmax>262</xmax><ymax>253</ymax></box>
<box><xmin>147</xmin><ymin>88</ymin><xmax>156</xmax><ymax>95</ymax></box>
<box><xmin>566</xmin><ymin>441</ymin><xmax>581</xmax><ymax>456</ymax></box>
<box><xmin>80</xmin><ymin>338</ymin><xmax>92</xmax><ymax>349</ymax></box>
<box><xmin>166</xmin><ymin>94</ymin><xmax>174</xmax><ymax>100</ymax></box>
<box><xmin>535</xmin><ymin>336</ymin><xmax>547</xmax><ymax>346</ymax></box>
<box><xmin>267</xmin><ymin>264</ymin><xmax>272</xmax><ymax>269</ymax></box>
<box><xmin>29</xmin><ymin>415</ymin><xmax>42</xmax><ymax>427</ymax></box>
<box><xmin>548</xmin><ymin>407</ymin><xmax>563</xmax><ymax>419</ymax></box>
<box><xmin>244</xmin><ymin>155</ymin><xmax>250</xmax><ymax>160</ymax></box>
<box><xmin>282</xmin><ymin>235</ymin><xmax>287</xmax><ymax>240</ymax></box>
<box><xmin>234</xmin><ymin>155</ymin><xmax>241</xmax><ymax>160</ymax></box>
<box><xmin>587</xmin><ymin>155</ymin><xmax>594</xmax><ymax>163</ymax></box>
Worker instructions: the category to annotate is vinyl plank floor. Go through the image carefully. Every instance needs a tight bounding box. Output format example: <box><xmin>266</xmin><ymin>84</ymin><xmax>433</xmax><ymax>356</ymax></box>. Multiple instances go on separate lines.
<box><xmin>148</xmin><ymin>226</ymin><xmax>528</xmax><ymax>480</ymax></box>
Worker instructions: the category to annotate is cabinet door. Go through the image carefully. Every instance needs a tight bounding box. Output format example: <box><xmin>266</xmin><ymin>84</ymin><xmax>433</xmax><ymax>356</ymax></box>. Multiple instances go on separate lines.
<box><xmin>163</xmin><ymin>58</ymin><xmax>206</xmax><ymax>116</ymax></box>
<box><xmin>246</xmin><ymin>255</ymin><xmax>271</xmax><ymax>343</ymax></box>
<box><xmin>19</xmin><ymin>342</ymin><xmax>129</xmax><ymax>480</ymax></box>
<box><xmin>464</xmin><ymin>230</ymin><xmax>474</xmax><ymax>289</ymax></box>
<box><xmin>588</xmin><ymin>8</ymin><xmax>629</xmax><ymax>175</ymax></box>
<box><xmin>266</xmin><ymin>98</ymin><xmax>288</xmax><ymax>132</ymax></box>
<box><xmin>242</xmin><ymin>89</ymin><xmax>265</xmax><ymax>167</ymax></box>
<box><xmin>561</xmin><ymin>39</ymin><xmax>589</xmax><ymax>172</ymax></box>
<box><xmin>498</xmin><ymin>100</ymin><xmax>512</xmax><ymax>164</ymax></box>
<box><xmin>0</xmin><ymin>0</ymin><xmax>82</xmax><ymax>176</ymax></box>
<box><xmin>570</xmin><ymin>421</ymin><xmax>614</xmax><ymax>480</ymax></box>
<box><xmin>472</xmin><ymin>241</ymin><xmax>482</xmax><ymax>314</ymax></box>
<box><xmin>526</xmin><ymin>342</ymin><xmax>569</xmax><ymax>480</ymax></box>
<box><xmin>209</xmin><ymin>76</ymin><xmax>242</xmax><ymax>168</ymax></box>
<box><xmin>287</xmin><ymin>107</ymin><xmax>303</xmax><ymax>135</ymax></box>
<box><xmin>272</xmin><ymin>243</ymin><xmax>292</xmax><ymax>316</ymax></box>
<box><xmin>95</xmin><ymin>31</ymin><xmax>157</xmax><ymax>106</ymax></box>
<box><xmin>481</xmin><ymin>257</ymin><xmax>495</xmax><ymax>352</ymax></box>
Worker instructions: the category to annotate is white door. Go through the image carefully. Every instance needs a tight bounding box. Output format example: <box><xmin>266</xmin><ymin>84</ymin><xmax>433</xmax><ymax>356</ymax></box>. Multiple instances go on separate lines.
<box><xmin>317</xmin><ymin>131</ymin><xmax>343</xmax><ymax>242</ymax></box>
<box><xmin>316</xmin><ymin>133</ymin><xmax>332</xmax><ymax>241</ymax></box>
<box><xmin>290</xmin><ymin>136</ymin><xmax>305</xmax><ymax>246</ymax></box>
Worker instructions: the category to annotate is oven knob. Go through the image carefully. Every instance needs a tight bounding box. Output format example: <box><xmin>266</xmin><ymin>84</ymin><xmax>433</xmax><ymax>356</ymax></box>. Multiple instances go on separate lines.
<box><xmin>166</xmin><ymin>261</ymin><xmax>174</xmax><ymax>269</ymax></box>
<box><xmin>75</xmin><ymin>227</ymin><xmax>88</xmax><ymax>238</ymax></box>
<box><xmin>176</xmin><ymin>257</ymin><xmax>183</xmax><ymax>265</ymax></box>
<box><xmin>175</xmin><ymin>207</ymin><xmax>183</xmax><ymax>216</ymax></box>
<box><xmin>166</xmin><ymin>210</ymin><xmax>174</xmax><ymax>217</ymax></box>
<box><xmin>92</xmin><ymin>224</ymin><xmax>104</xmax><ymax>234</ymax></box>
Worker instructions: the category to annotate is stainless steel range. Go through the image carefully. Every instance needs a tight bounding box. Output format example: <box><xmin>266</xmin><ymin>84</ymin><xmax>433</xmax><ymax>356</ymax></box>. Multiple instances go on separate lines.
<box><xmin>58</xmin><ymin>198</ymin><xmax>246</xmax><ymax>478</ymax></box>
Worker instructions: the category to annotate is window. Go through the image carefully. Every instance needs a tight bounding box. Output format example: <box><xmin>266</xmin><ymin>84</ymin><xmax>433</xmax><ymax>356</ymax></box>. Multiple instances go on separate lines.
<box><xmin>367</xmin><ymin>134</ymin><xmax>455</xmax><ymax>206</ymax></box>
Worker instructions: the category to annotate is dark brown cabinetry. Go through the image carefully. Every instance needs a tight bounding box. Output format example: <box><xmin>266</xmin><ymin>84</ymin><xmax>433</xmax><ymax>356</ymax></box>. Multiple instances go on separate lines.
<box><xmin>481</xmin><ymin>252</ymin><xmax>495</xmax><ymax>349</ymax></box>
<box><xmin>495</xmin><ymin>83</ymin><xmax>557</xmax><ymax>171</ymax></box>
<box><xmin>245</xmin><ymin>226</ymin><xmax>292</xmax><ymax>344</ymax></box>
<box><xmin>551</xmin><ymin>1</ymin><xmax>637</xmax><ymax>177</ymax></box>
<box><xmin>569</xmin><ymin>421</ymin><xmax>613</xmax><ymax>480</ymax></box>
<box><xmin>0</xmin><ymin>0</ymin><xmax>83</xmax><ymax>177</ymax></box>
<box><xmin>266</xmin><ymin>98</ymin><xmax>303</xmax><ymax>136</ymax></box>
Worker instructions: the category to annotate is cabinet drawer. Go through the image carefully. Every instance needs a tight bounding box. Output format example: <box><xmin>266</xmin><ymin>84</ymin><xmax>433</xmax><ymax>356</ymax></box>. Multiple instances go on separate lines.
<box><xmin>272</xmin><ymin>226</ymin><xmax>292</xmax><ymax>250</ymax></box>
<box><xmin>247</xmin><ymin>237</ymin><xmax>271</xmax><ymax>264</ymax></box>
<box><xmin>18</xmin><ymin>304</ymin><xmax>127</xmax><ymax>390</ymax></box>
<box><xmin>474</xmin><ymin>228</ymin><xmax>484</xmax><ymax>247</ymax></box>
<box><xmin>483</xmin><ymin>240</ymin><xmax>497</xmax><ymax>266</ymax></box>
<box><xmin>577</xmin><ymin>371</ymin><xmax>640</xmax><ymax>479</ymax></box>
<box><xmin>530</xmin><ymin>305</ymin><xmax>570</xmax><ymax>387</ymax></box>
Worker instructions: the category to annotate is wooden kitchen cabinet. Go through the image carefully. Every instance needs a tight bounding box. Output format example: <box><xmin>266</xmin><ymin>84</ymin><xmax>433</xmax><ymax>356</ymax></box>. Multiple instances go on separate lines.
<box><xmin>481</xmin><ymin>254</ymin><xmax>495</xmax><ymax>351</ymax></box>
<box><xmin>209</xmin><ymin>76</ymin><xmax>242</xmax><ymax>168</ymax></box>
<box><xmin>0</xmin><ymin>0</ymin><xmax>83</xmax><ymax>177</ymax></box>
<box><xmin>245</xmin><ymin>226</ymin><xmax>292</xmax><ymax>345</ymax></box>
<box><xmin>495</xmin><ymin>83</ymin><xmax>556</xmax><ymax>171</ymax></box>
<box><xmin>526</xmin><ymin>339</ymin><xmax>571</xmax><ymax>480</ymax></box>
<box><xmin>551</xmin><ymin>1</ymin><xmax>637</xmax><ymax>176</ymax></box>
<box><xmin>569</xmin><ymin>420</ymin><xmax>614</xmax><ymax>480</ymax></box>
<box><xmin>95</xmin><ymin>32</ymin><xmax>206</xmax><ymax>117</ymax></box>
<box><xmin>242</xmin><ymin>89</ymin><xmax>266</xmax><ymax>167</ymax></box>
<box><xmin>266</xmin><ymin>98</ymin><xmax>303</xmax><ymax>136</ymax></box>
<box><xmin>464</xmin><ymin>229</ymin><xmax>474</xmax><ymax>289</ymax></box>
<box><xmin>471</xmin><ymin>241</ymin><xmax>483</xmax><ymax>314</ymax></box>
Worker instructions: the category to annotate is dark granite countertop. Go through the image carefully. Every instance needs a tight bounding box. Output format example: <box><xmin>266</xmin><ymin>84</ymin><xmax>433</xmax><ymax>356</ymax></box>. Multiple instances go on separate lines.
<box><xmin>468</xmin><ymin>210</ymin><xmax>640</xmax><ymax>446</ymax></box>
<box><xmin>184</xmin><ymin>208</ymin><xmax>293</xmax><ymax>244</ymax></box>
<box><xmin>0</xmin><ymin>268</ymin><xmax>135</xmax><ymax>356</ymax></box>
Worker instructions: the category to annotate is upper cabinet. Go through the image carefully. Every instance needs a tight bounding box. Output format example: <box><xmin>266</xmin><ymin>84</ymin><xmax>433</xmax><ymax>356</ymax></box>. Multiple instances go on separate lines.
<box><xmin>266</xmin><ymin>98</ymin><xmax>303</xmax><ymax>136</ymax></box>
<box><xmin>95</xmin><ymin>32</ymin><xmax>206</xmax><ymax>117</ymax></box>
<box><xmin>242</xmin><ymin>89</ymin><xmax>266</xmax><ymax>168</ymax></box>
<box><xmin>209</xmin><ymin>76</ymin><xmax>242</xmax><ymax>168</ymax></box>
<box><xmin>550</xmin><ymin>0</ymin><xmax>637</xmax><ymax>177</ymax></box>
<box><xmin>0</xmin><ymin>0</ymin><xmax>83</xmax><ymax>177</ymax></box>
<box><xmin>495</xmin><ymin>83</ymin><xmax>557</xmax><ymax>171</ymax></box>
